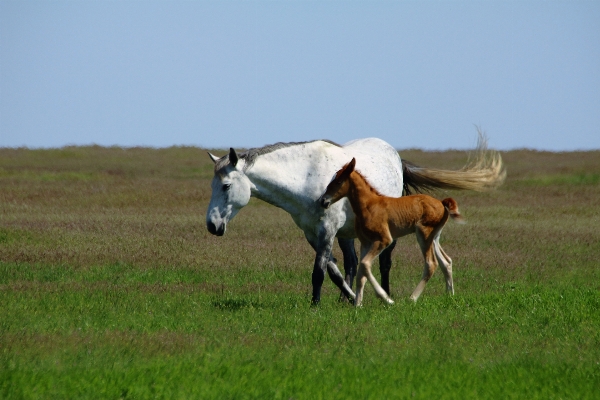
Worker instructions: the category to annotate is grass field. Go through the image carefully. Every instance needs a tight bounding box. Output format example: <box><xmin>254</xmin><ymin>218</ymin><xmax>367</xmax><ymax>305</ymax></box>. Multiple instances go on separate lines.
<box><xmin>1</xmin><ymin>145</ymin><xmax>599</xmax><ymax>399</ymax></box>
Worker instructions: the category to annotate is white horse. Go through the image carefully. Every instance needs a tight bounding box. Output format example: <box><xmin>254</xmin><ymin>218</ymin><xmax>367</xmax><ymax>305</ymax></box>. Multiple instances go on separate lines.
<box><xmin>206</xmin><ymin>135</ymin><xmax>504</xmax><ymax>304</ymax></box>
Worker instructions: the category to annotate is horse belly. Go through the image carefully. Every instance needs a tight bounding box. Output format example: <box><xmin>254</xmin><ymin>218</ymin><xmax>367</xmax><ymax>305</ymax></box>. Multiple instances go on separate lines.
<box><xmin>336</xmin><ymin>220</ymin><xmax>357</xmax><ymax>239</ymax></box>
<box><xmin>334</xmin><ymin>200</ymin><xmax>357</xmax><ymax>239</ymax></box>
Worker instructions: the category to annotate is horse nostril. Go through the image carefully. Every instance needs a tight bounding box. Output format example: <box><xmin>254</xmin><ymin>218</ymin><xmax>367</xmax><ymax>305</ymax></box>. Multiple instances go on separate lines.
<box><xmin>207</xmin><ymin>221</ymin><xmax>217</xmax><ymax>235</ymax></box>
<box><xmin>320</xmin><ymin>198</ymin><xmax>330</xmax><ymax>209</ymax></box>
<box><xmin>207</xmin><ymin>221</ymin><xmax>226</xmax><ymax>236</ymax></box>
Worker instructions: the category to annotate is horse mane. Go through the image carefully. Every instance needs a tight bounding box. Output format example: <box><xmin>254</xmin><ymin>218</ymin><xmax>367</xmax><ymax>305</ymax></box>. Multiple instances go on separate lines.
<box><xmin>215</xmin><ymin>139</ymin><xmax>341</xmax><ymax>171</ymax></box>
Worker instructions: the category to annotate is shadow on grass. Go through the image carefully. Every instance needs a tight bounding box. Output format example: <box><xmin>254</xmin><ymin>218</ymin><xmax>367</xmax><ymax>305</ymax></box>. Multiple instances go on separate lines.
<box><xmin>211</xmin><ymin>297</ymin><xmax>262</xmax><ymax>311</ymax></box>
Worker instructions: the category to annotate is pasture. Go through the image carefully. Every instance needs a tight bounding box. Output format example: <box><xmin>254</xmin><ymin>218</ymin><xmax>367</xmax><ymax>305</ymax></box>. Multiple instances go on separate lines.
<box><xmin>1</xmin><ymin>145</ymin><xmax>599</xmax><ymax>399</ymax></box>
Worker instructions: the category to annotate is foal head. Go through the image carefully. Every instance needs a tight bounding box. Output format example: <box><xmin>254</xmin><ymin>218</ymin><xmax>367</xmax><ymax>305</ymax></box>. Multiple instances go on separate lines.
<box><xmin>319</xmin><ymin>158</ymin><xmax>356</xmax><ymax>209</ymax></box>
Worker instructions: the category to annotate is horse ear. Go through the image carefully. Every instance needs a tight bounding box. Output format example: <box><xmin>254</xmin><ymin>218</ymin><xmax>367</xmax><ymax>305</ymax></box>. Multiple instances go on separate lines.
<box><xmin>208</xmin><ymin>152</ymin><xmax>220</xmax><ymax>164</ymax></box>
<box><xmin>229</xmin><ymin>148</ymin><xmax>238</xmax><ymax>167</ymax></box>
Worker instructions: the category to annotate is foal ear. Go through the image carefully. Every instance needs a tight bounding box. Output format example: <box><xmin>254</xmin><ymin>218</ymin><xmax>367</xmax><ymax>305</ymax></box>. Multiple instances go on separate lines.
<box><xmin>344</xmin><ymin>158</ymin><xmax>356</xmax><ymax>174</ymax></box>
<box><xmin>208</xmin><ymin>152</ymin><xmax>220</xmax><ymax>164</ymax></box>
<box><xmin>229</xmin><ymin>148</ymin><xmax>239</xmax><ymax>167</ymax></box>
<box><xmin>338</xmin><ymin>158</ymin><xmax>355</xmax><ymax>179</ymax></box>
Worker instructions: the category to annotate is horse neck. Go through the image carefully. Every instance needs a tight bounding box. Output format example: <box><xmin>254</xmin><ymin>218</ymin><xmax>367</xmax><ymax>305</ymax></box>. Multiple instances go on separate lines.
<box><xmin>244</xmin><ymin>150</ymin><xmax>316</xmax><ymax>210</ymax></box>
<box><xmin>347</xmin><ymin>171</ymin><xmax>381</xmax><ymax>212</ymax></box>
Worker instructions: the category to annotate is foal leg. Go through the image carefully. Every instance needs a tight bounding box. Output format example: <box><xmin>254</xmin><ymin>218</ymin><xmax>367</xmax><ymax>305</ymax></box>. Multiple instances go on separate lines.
<box><xmin>434</xmin><ymin>237</ymin><xmax>454</xmax><ymax>295</ymax></box>
<box><xmin>356</xmin><ymin>241</ymin><xmax>394</xmax><ymax>307</ymax></box>
<box><xmin>409</xmin><ymin>230</ymin><xmax>438</xmax><ymax>302</ymax></box>
<box><xmin>378</xmin><ymin>239</ymin><xmax>397</xmax><ymax>296</ymax></box>
<box><xmin>355</xmin><ymin>256</ymin><xmax>368</xmax><ymax>307</ymax></box>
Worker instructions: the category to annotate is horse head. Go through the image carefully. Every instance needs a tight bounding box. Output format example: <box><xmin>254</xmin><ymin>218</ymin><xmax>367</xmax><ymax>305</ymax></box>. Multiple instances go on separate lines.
<box><xmin>206</xmin><ymin>148</ymin><xmax>254</xmax><ymax>236</ymax></box>
<box><xmin>319</xmin><ymin>158</ymin><xmax>356</xmax><ymax>209</ymax></box>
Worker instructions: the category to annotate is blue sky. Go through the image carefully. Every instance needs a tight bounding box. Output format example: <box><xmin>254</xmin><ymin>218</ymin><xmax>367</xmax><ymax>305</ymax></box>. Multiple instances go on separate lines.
<box><xmin>1</xmin><ymin>1</ymin><xmax>599</xmax><ymax>151</ymax></box>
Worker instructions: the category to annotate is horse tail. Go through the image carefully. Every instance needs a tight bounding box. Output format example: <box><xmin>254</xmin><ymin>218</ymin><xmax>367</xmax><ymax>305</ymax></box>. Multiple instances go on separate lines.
<box><xmin>441</xmin><ymin>198</ymin><xmax>465</xmax><ymax>224</ymax></box>
<box><xmin>402</xmin><ymin>130</ymin><xmax>506</xmax><ymax>195</ymax></box>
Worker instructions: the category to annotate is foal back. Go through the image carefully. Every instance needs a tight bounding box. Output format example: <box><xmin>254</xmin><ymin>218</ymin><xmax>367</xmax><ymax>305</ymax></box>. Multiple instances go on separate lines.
<box><xmin>384</xmin><ymin>194</ymin><xmax>449</xmax><ymax>239</ymax></box>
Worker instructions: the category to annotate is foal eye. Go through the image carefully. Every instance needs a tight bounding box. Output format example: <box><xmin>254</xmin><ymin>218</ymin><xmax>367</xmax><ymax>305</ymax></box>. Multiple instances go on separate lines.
<box><xmin>222</xmin><ymin>184</ymin><xmax>231</xmax><ymax>191</ymax></box>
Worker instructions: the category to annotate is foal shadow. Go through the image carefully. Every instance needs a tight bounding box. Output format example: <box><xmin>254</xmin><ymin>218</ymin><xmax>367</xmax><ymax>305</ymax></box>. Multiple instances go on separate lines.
<box><xmin>211</xmin><ymin>297</ymin><xmax>261</xmax><ymax>311</ymax></box>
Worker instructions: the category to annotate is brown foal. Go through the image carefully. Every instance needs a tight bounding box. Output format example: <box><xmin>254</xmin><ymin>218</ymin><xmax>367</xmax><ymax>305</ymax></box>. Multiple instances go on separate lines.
<box><xmin>319</xmin><ymin>158</ymin><xmax>464</xmax><ymax>306</ymax></box>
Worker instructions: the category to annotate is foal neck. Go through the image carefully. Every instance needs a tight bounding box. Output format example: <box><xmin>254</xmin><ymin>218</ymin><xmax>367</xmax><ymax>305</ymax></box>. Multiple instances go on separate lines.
<box><xmin>347</xmin><ymin>171</ymin><xmax>382</xmax><ymax>206</ymax></box>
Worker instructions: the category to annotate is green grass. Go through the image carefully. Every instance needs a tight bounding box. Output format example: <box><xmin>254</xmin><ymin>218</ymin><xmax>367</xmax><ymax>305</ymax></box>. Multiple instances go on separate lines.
<box><xmin>1</xmin><ymin>285</ymin><xmax>598</xmax><ymax>399</ymax></box>
<box><xmin>1</xmin><ymin>146</ymin><xmax>599</xmax><ymax>398</ymax></box>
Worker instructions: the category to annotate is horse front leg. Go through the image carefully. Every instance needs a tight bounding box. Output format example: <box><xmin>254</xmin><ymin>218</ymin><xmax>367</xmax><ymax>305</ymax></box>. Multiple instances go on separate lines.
<box><xmin>308</xmin><ymin>233</ymin><xmax>355</xmax><ymax>305</ymax></box>
<box><xmin>326</xmin><ymin>258</ymin><xmax>356</xmax><ymax>303</ymax></box>
<box><xmin>311</xmin><ymin>250</ymin><xmax>327</xmax><ymax>305</ymax></box>
<box><xmin>337</xmin><ymin>238</ymin><xmax>358</xmax><ymax>299</ymax></box>
<box><xmin>378</xmin><ymin>239</ymin><xmax>397</xmax><ymax>296</ymax></box>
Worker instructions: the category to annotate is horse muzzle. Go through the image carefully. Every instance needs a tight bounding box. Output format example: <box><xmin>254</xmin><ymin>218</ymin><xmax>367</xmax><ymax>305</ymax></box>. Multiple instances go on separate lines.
<box><xmin>207</xmin><ymin>221</ymin><xmax>226</xmax><ymax>236</ymax></box>
<box><xmin>319</xmin><ymin>196</ymin><xmax>332</xmax><ymax>209</ymax></box>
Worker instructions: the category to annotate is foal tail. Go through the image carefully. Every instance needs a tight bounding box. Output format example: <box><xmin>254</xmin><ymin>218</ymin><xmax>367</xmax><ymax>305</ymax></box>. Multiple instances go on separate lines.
<box><xmin>442</xmin><ymin>198</ymin><xmax>466</xmax><ymax>224</ymax></box>
<box><xmin>402</xmin><ymin>129</ymin><xmax>506</xmax><ymax>195</ymax></box>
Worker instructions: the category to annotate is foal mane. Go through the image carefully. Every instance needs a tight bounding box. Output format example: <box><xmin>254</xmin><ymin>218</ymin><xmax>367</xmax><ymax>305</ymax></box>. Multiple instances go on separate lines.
<box><xmin>351</xmin><ymin>169</ymin><xmax>386</xmax><ymax>198</ymax></box>
<box><xmin>215</xmin><ymin>139</ymin><xmax>341</xmax><ymax>171</ymax></box>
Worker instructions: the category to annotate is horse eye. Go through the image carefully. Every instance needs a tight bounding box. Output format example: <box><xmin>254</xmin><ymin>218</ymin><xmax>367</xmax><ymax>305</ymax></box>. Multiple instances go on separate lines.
<box><xmin>222</xmin><ymin>184</ymin><xmax>231</xmax><ymax>191</ymax></box>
